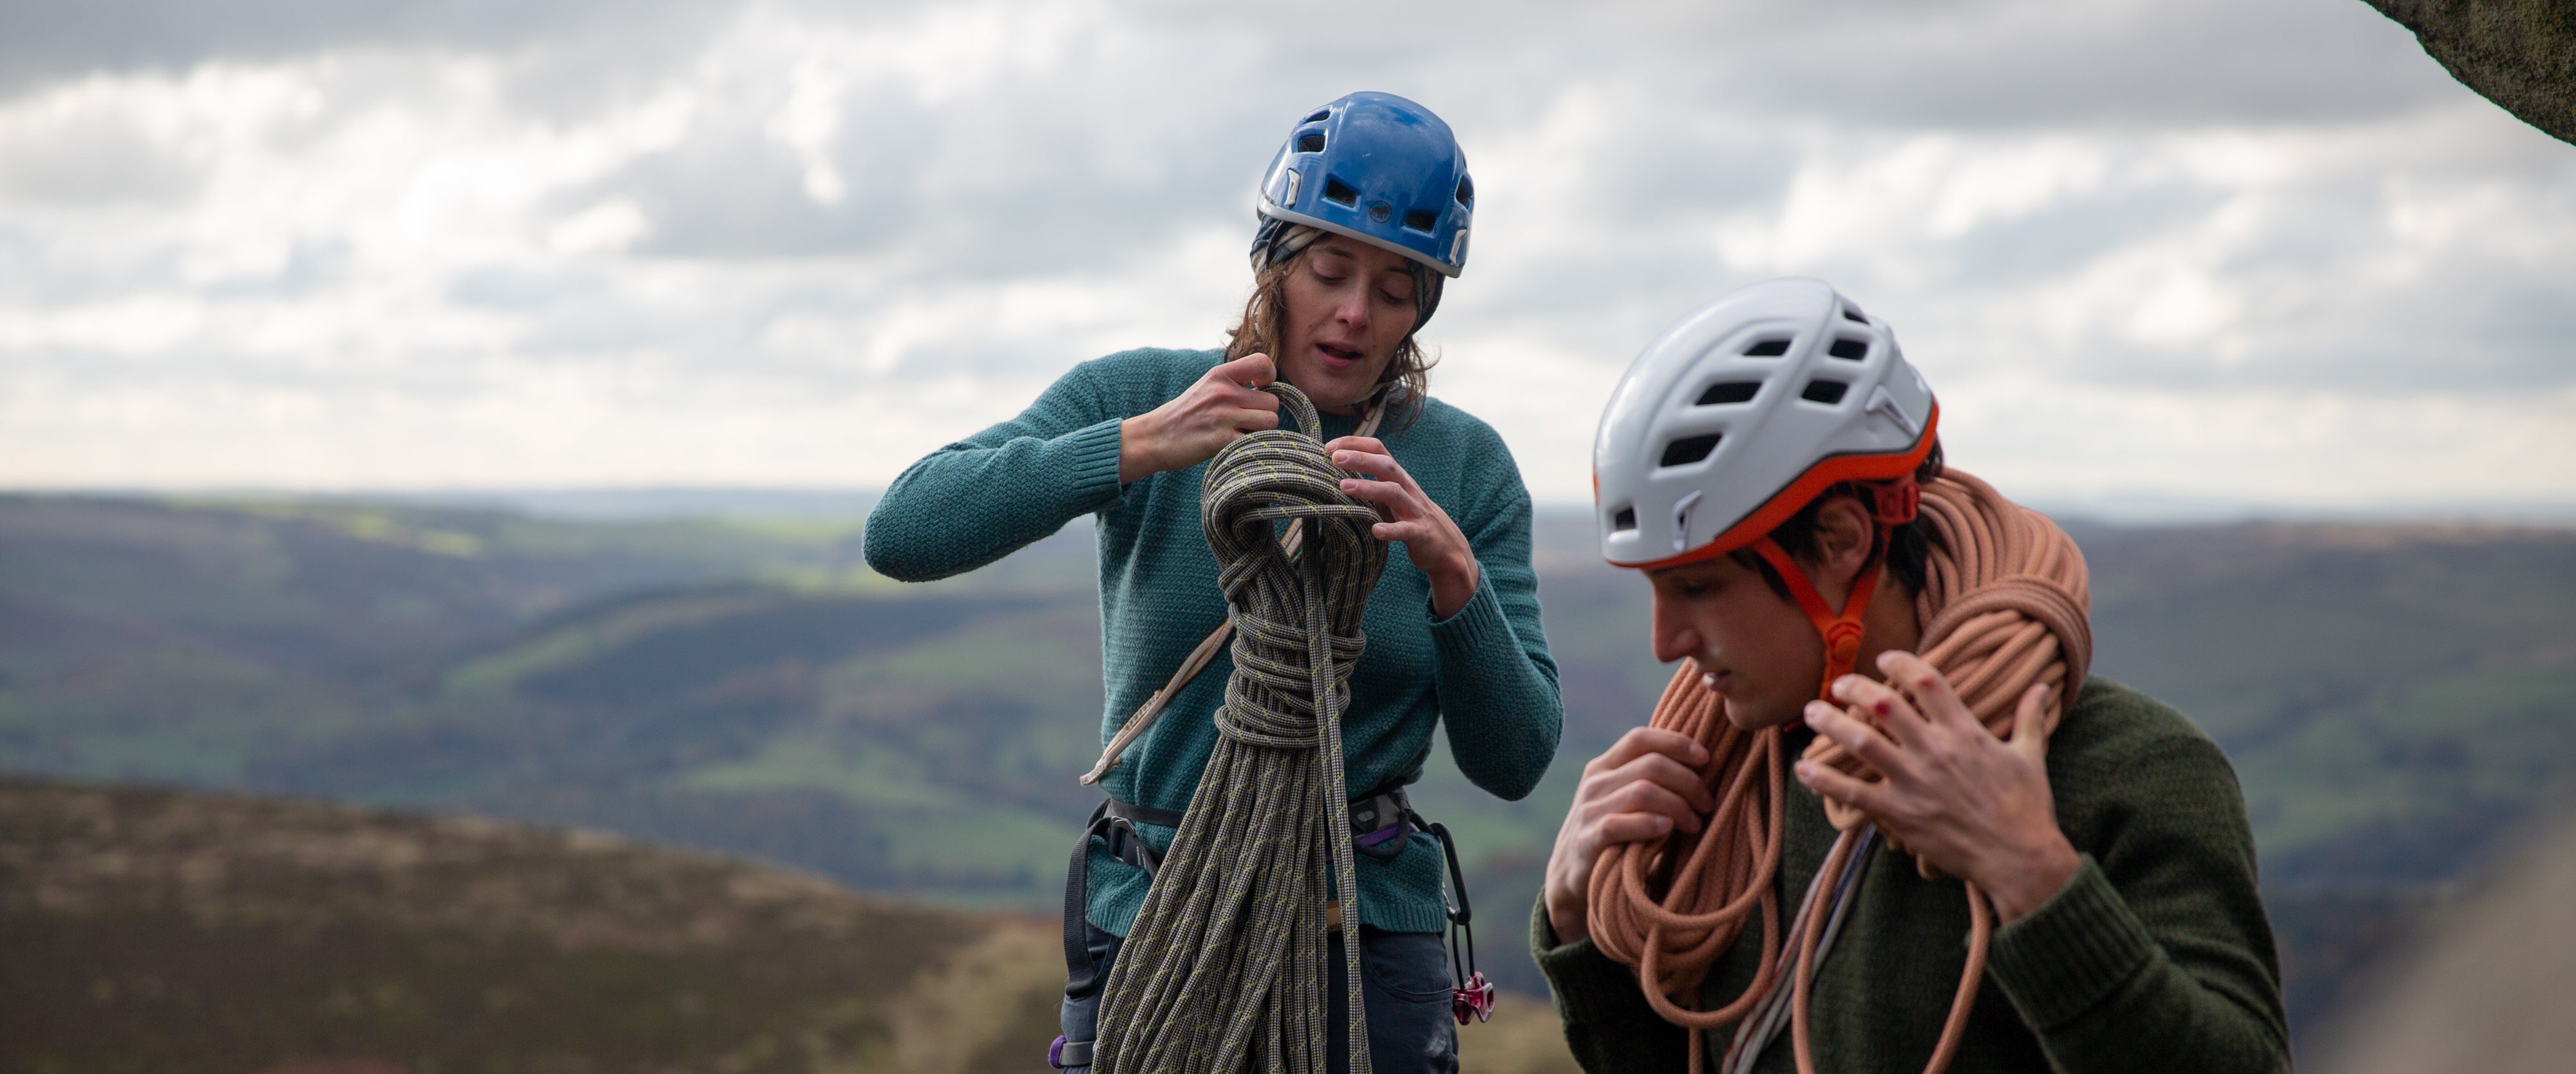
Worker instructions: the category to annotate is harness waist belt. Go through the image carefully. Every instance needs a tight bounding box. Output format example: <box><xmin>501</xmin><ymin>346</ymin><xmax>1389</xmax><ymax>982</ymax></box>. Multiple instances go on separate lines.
<box><xmin>1054</xmin><ymin>786</ymin><xmax>1461</xmax><ymax>1069</ymax></box>
<box><xmin>1060</xmin><ymin>788</ymin><xmax>1419</xmax><ymax>1000</ymax></box>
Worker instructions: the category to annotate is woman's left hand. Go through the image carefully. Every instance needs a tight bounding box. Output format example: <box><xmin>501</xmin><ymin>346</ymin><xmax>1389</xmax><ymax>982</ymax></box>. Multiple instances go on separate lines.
<box><xmin>1793</xmin><ymin>651</ymin><xmax>2081</xmax><ymax>924</ymax></box>
<box><xmin>1326</xmin><ymin>436</ymin><xmax>1479</xmax><ymax>619</ymax></box>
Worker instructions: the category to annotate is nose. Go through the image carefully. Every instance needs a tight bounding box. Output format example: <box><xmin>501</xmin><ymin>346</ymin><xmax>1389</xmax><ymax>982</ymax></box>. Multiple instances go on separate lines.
<box><xmin>1650</xmin><ymin>588</ymin><xmax>1701</xmax><ymax>665</ymax></box>
<box><xmin>1332</xmin><ymin>285</ymin><xmax>1371</xmax><ymax>331</ymax></box>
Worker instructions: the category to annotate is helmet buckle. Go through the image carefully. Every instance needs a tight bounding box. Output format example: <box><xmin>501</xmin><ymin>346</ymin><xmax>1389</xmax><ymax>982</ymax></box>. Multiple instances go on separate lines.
<box><xmin>1871</xmin><ymin>479</ymin><xmax>1920</xmax><ymax>526</ymax></box>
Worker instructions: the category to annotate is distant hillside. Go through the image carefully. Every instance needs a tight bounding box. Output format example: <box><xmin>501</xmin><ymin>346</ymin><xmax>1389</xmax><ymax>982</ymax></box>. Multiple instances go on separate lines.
<box><xmin>0</xmin><ymin>776</ymin><xmax>1582</xmax><ymax>1074</ymax></box>
<box><xmin>0</xmin><ymin>776</ymin><xmax>1065</xmax><ymax>1074</ymax></box>
<box><xmin>5</xmin><ymin>494</ymin><xmax>2574</xmax><ymax>1047</ymax></box>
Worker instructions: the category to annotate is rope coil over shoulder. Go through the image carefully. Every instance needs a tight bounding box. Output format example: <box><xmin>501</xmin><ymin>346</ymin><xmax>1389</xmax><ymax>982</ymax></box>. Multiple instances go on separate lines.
<box><xmin>1094</xmin><ymin>382</ymin><xmax>1388</xmax><ymax>1074</ymax></box>
<box><xmin>1586</xmin><ymin>471</ymin><xmax>2091</xmax><ymax>1074</ymax></box>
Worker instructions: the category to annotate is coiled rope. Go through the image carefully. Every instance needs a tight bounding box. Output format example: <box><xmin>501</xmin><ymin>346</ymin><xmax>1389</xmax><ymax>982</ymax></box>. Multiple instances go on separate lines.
<box><xmin>1586</xmin><ymin>470</ymin><xmax>2091</xmax><ymax>1074</ymax></box>
<box><xmin>1094</xmin><ymin>382</ymin><xmax>1389</xmax><ymax>1074</ymax></box>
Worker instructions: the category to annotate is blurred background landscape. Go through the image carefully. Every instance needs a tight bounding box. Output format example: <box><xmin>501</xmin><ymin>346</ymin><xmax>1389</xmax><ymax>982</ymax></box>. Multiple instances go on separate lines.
<box><xmin>5</xmin><ymin>490</ymin><xmax>2571</xmax><ymax>1070</ymax></box>
<box><xmin>5</xmin><ymin>0</ymin><xmax>2573</xmax><ymax>1069</ymax></box>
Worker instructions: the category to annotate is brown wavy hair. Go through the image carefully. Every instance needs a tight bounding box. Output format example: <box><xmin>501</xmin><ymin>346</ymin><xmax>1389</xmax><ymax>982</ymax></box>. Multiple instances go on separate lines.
<box><xmin>1222</xmin><ymin>247</ymin><xmax>1436</xmax><ymax>431</ymax></box>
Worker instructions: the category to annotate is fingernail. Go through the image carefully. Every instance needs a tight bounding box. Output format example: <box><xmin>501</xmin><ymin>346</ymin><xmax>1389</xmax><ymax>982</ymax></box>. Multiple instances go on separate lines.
<box><xmin>1652</xmin><ymin>816</ymin><xmax>1672</xmax><ymax>830</ymax></box>
<box><xmin>1795</xmin><ymin>762</ymin><xmax>1814</xmax><ymax>780</ymax></box>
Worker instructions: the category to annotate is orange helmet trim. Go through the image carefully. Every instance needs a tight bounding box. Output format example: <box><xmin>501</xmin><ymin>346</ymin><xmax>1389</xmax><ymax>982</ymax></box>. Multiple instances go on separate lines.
<box><xmin>1618</xmin><ymin>402</ymin><xmax>1939</xmax><ymax>573</ymax></box>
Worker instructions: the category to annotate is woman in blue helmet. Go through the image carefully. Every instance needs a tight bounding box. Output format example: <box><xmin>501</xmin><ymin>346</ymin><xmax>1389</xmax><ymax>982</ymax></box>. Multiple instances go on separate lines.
<box><xmin>863</xmin><ymin>93</ymin><xmax>1564</xmax><ymax>1073</ymax></box>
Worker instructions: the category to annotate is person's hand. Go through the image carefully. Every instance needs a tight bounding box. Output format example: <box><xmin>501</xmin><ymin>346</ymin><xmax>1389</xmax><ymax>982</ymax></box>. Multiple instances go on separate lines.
<box><xmin>1542</xmin><ymin>727</ymin><xmax>1715</xmax><ymax>945</ymax></box>
<box><xmin>1794</xmin><ymin>652</ymin><xmax>2079</xmax><ymax>923</ymax></box>
<box><xmin>1119</xmin><ymin>354</ymin><xmax>1281</xmax><ymax>484</ymax></box>
<box><xmin>1325</xmin><ymin>436</ymin><xmax>1479</xmax><ymax>618</ymax></box>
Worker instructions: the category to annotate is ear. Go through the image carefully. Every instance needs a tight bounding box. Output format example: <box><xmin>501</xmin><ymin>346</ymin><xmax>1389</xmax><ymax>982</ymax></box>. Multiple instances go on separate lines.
<box><xmin>1804</xmin><ymin>497</ymin><xmax>1877</xmax><ymax>593</ymax></box>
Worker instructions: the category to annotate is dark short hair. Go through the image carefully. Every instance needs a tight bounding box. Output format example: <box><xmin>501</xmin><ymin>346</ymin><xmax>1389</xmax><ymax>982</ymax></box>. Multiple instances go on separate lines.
<box><xmin>1730</xmin><ymin>441</ymin><xmax>1947</xmax><ymax>601</ymax></box>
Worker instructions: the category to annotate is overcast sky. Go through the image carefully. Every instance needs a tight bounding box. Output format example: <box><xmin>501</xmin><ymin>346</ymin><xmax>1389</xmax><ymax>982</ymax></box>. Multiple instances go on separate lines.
<box><xmin>1</xmin><ymin>0</ymin><xmax>2570</xmax><ymax>515</ymax></box>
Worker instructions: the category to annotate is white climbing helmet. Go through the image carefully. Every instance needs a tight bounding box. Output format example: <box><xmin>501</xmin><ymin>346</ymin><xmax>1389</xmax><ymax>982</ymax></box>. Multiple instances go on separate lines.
<box><xmin>1595</xmin><ymin>278</ymin><xmax>1938</xmax><ymax>570</ymax></box>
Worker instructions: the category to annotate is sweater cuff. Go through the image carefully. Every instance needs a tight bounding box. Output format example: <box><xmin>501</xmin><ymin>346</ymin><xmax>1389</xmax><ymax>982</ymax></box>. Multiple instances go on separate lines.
<box><xmin>1986</xmin><ymin>855</ymin><xmax>2159</xmax><ymax>1031</ymax></box>
<box><xmin>1052</xmin><ymin>417</ymin><xmax>1130</xmax><ymax>508</ymax></box>
<box><xmin>1530</xmin><ymin>897</ymin><xmax>1647</xmax><ymax>1025</ymax></box>
<box><xmin>1427</xmin><ymin>570</ymin><xmax>1511</xmax><ymax>653</ymax></box>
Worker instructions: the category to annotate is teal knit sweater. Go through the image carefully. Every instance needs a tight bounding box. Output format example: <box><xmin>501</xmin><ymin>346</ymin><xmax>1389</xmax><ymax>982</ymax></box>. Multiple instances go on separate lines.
<box><xmin>864</xmin><ymin>347</ymin><xmax>1564</xmax><ymax>935</ymax></box>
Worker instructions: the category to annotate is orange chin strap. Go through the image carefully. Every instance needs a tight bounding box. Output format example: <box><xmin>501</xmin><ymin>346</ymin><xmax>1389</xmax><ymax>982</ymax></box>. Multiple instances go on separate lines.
<box><xmin>1750</xmin><ymin>538</ymin><xmax>1882</xmax><ymax>702</ymax></box>
<box><xmin>1743</xmin><ymin>477</ymin><xmax>1920</xmax><ymax>702</ymax></box>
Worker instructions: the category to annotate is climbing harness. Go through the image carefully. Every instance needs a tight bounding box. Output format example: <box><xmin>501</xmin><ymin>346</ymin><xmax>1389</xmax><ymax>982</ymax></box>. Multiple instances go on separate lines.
<box><xmin>1087</xmin><ymin>381</ymin><xmax>1385</xmax><ymax>1074</ymax></box>
<box><xmin>1054</xmin><ymin>785</ymin><xmax>1496</xmax><ymax>1067</ymax></box>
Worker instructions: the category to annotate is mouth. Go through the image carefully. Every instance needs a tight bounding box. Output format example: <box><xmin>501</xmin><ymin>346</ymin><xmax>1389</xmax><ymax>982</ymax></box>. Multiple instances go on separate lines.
<box><xmin>1696</xmin><ymin>664</ymin><xmax>1733</xmax><ymax>694</ymax></box>
<box><xmin>1313</xmin><ymin>341</ymin><xmax>1365</xmax><ymax>369</ymax></box>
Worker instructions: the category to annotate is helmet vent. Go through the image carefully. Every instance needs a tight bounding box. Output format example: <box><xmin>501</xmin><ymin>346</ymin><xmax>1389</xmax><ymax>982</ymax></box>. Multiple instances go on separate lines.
<box><xmin>1611</xmin><ymin>506</ymin><xmax>1638</xmax><ymax>533</ymax></box>
<box><xmin>1659</xmin><ymin>433</ymin><xmax>1723</xmax><ymax>468</ymax></box>
<box><xmin>1827</xmin><ymin>338</ymin><xmax>1870</xmax><ymax>361</ymax></box>
<box><xmin>1455</xmin><ymin>176</ymin><xmax>1474</xmax><ymax>207</ymax></box>
<box><xmin>1403</xmin><ymin>209</ymin><xmax>1439</xmax><ymax>233</ymax></box>
<box><xmin>1303</xmin><ymin>110</ymin><xmax>1332</xmax><ymax>124</ymax></box>
<box><xmin>1743</xmin><ymin>338</ymin><xmax>1792</xmax><ymax>358</ymax></box>
<box><xmin>1842</xmin><ymin>306</ymin><xmax>1869</xmax><ymax>325</ymax></box>
<box><xmin>1694</xmin><ymin>381</ymin><xmax>1761</xmax><ymax>406</ymax></box>
<box><xmin>1801</xmin><ymin>379</ymin><xmax>1850</xmax><ymax>405</ymax></box>
<box><xmin>1323</xmin><ymin>177</ymin><xmax>1359</xmax><ymax>206</ymax></box>
<box><xmin>1296</xmin><ymin>132</ymin><xmax>1325</xmax><ymax>153</ymax></box>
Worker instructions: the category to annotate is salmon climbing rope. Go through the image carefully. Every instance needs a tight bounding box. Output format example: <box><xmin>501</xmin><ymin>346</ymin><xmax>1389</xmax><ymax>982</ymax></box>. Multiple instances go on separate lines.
<box><xmin>1586</xmin><ymin>470</ymin><xmax>2091</xmax><ymax>1074</ymax></box>
<box><xmin>1093</xmin><ymin>381</ymin><xmax>1388</xmax><ymax>1074</ymax></box>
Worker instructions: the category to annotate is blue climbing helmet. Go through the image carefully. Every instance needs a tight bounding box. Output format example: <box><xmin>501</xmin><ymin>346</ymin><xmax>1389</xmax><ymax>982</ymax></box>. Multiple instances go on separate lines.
<box><xmin>1254</xmin><ymin>91</ymin><xmax>1474</xmax><ymax>278</ymax></box>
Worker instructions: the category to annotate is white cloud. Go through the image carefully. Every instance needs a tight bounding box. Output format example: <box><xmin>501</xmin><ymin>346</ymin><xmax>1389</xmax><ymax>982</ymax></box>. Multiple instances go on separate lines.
<box><xmin>0</xmin><ymin>0</ymin><xmax>2568</xmax><ymax>515</ymax></box>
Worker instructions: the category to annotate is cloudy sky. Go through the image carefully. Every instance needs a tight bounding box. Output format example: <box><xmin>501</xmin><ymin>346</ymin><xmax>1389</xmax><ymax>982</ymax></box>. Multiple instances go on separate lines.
<box><xmin>2</xmin><ymin>0</ymin><xmax>2570</xmax><ymax>516</ymax></box>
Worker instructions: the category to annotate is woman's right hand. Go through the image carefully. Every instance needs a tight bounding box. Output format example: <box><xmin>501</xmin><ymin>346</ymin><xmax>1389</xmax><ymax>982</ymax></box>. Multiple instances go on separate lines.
<box><xmin>1542</xmin><ymin>727</ymin><xmax>1715</xmax><ymax>945</ymax></box>
<box><xmin>1119</xmin><ymin>353</ymin><xmax>1282</xmax><ymax>484</ymax></box>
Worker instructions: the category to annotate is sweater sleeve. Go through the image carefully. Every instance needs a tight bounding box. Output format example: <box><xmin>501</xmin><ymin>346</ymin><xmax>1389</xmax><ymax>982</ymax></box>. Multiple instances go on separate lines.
<box><xmin>862</xmin><ymin>358</ymin><xmax>1139</xmax><ymax>581</ymax></box>
<box><xmin>1984</xmin><ymin>734</ymin><xmax>2291</xmax><ymax>1074</ymax></box>
<box><xmin>1530</xmin><ymin>897</ymin><xmax>1691</xmax><ymax>1073</ymax></box>
<box><xmin>1428</xmin><ymin>432</ymin><xmax>1562</xmax><ymax>801</ymax></box>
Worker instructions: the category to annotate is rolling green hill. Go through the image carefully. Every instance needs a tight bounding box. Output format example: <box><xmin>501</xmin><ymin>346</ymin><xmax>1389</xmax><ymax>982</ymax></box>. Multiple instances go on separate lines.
<box><xmin>0</xmin><ymin>775</ymin><xmax>1067</xmax><ymax>1074</ymax></box>
<box><xmin>5</xmin><ymin>493</ymin><xmax>2573</xmax><ymax>1048</ymax></box>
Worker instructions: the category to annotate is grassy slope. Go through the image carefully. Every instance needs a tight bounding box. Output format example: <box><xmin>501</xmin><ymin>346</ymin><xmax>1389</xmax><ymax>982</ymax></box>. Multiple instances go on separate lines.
<box><xmin>0</xmin><ymin>776</ymin><xmax>1068</xmax><ymax>1074</ymax></box>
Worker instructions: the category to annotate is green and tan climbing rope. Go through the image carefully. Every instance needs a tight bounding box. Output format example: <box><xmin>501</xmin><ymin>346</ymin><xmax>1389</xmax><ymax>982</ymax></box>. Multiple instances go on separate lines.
<box><xmin>1092</xmin><ymin>382</ymin><xmax>1388</xmax><ymax>1074</ymax></box>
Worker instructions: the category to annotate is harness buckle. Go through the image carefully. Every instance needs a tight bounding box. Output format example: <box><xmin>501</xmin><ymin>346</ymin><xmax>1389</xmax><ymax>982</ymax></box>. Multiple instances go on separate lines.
<box><xmin>1350</xmin><ymin>789</ymin><xmax>1414</xmax><ymax>860</ymax></box>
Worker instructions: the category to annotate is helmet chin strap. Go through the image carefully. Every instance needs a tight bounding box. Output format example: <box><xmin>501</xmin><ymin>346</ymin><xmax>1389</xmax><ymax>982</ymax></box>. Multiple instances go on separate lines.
<box><xmin>1745</xmin><ymin>478</ymin><xmax>1920</xmax><ymax>703</ymax></box>
<box><xmin>1749</xmin><ymin>538</ymin><xmax>1885</xmax><ymax>704</ymax></box>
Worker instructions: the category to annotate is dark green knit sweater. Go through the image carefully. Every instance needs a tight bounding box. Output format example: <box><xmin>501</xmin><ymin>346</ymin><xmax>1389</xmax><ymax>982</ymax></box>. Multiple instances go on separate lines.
<box><xmin>864</xmin><ymin>347</ymin><xmax>1563</xmax><ymax>936</ymax></box>
<box><xmin>1533</xmin><ymin>677</ymin><xmax>2288</xmax><ymax>1073</ymax></box>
